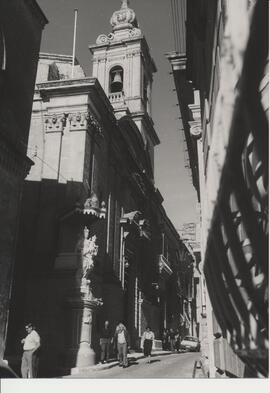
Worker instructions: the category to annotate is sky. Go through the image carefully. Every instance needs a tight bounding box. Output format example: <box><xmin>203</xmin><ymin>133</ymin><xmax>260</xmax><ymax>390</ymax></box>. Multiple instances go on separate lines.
<box><xmin>37</xmin><ymin>0</ymin><xmax>198</xmax><ymax>230</ymax></box>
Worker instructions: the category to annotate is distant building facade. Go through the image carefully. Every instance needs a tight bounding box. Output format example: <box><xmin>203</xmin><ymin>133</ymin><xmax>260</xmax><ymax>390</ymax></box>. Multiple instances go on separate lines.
<box><xmin>5</xmin><ymin>1</ymin><xmax>196</xmax><ymax>376</ymax></box>
<box><xmin>0</xmin><ymin>0</ymin><xmax>47</xmax><ymax>361</ymax></box>
<box><xmin>168</xmin><ymin>0</ymin><xmax>268</xmax><ymax>378</ymax></box>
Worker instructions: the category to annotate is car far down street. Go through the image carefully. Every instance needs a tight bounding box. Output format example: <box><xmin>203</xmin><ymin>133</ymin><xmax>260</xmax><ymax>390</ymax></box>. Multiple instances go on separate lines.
<box><xmin>180</xmin><ymin>336</ymin><xmax>200</xmax><ymax>352</ymax></box>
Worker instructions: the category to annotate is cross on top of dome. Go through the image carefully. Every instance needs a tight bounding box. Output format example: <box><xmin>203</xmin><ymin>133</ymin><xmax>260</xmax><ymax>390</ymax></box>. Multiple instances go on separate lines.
<box><xmin>121</xmin><ymin>0</ymin><xmax>129</xmax><ymax>8</ymax></box>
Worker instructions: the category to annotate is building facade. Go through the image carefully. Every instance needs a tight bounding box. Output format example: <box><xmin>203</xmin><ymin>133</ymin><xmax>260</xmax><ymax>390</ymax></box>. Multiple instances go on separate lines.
<box><xmin>0</xmin><ymin>0</ymin><xmax>47</xmax><ymax>361</ymax></box>
<box><xmin>5</xmin><ymin>1</ymin><xmax>196</xmax><ymax>377</ymax></box>
<box><xmin>168</xmin><ymin>0</ymin><xmax>268</xmax><ymax>378</ymax></box>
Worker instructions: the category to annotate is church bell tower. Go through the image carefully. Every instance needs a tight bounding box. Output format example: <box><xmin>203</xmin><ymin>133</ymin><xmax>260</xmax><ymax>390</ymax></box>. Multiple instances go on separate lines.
<box><xmin>89</xmin><ymin>0</ymin><xmax>160</xmax><ymax>170</ymax></box>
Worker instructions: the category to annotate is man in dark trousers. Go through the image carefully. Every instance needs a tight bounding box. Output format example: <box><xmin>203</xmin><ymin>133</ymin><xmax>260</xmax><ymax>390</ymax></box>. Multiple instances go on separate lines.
<box><xmin>99</xmin><ymin>320</ymin><xmax>113</xmax><ymax>363</ymax></box>
<box><xmin>21</xmin><ymin>323</ymin><xmax>40</xmax><ymax>378</ymax></box>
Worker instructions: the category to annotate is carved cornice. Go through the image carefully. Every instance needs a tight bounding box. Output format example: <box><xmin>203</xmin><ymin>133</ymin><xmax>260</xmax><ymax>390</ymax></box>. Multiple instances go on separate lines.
<box><xmin>188</xmin><ymin>103</ymin><xmax>201</xmax><ymax>122</ymax></box>
<box><xmin>166</xmin><ymin>52</ymin><xmax>187</xmax><ymax>71</ymax></box>
<box><xmin>38</xmin><ymin>77</ymin><xmax>115</xmax><ymax>126</ymax></box>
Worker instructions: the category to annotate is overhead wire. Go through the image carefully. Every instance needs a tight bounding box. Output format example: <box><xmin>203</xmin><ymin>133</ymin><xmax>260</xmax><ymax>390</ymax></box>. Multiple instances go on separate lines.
<box><xmin>34</xmin><ymin>153</ymin><xmax>69</xmax><ymax>182</ymax></box>
<box><xmin>20</xmin><ymin>139</ymin><xmax>69</xmax><ymax>182</ymax></box>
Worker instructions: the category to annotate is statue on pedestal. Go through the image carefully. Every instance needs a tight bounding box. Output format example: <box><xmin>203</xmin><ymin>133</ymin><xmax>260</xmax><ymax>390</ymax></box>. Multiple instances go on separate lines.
<box><xmin>76</xmin><ymin>227</ymin><xmax>98</xmax><ymax>298</ymax></box>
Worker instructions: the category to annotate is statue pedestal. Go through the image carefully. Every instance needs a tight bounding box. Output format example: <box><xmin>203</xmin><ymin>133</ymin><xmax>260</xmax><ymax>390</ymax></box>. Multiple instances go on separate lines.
<box><xmin>69</xmin><ymin>296</ymin><xmax>102</xmax><ymax>375</ymax></box>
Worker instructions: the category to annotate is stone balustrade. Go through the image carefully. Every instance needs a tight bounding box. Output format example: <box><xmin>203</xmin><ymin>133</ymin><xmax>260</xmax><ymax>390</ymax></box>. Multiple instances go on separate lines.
<box><xmin>108</xmin><ymin>91</ymin><xmax>124</xmax><ymax>103</ymax></box>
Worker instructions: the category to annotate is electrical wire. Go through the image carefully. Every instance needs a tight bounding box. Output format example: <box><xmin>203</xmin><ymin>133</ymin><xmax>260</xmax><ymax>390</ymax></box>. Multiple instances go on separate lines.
<box><xmin>34</xmin><ymin>153</ymin><xmax>69</xmax><ymax>181</ymax></box>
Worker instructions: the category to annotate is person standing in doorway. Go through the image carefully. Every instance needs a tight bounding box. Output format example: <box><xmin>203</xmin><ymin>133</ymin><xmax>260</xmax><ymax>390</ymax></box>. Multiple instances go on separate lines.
<box><xmin>141</xmin><ymin>326</ymin><xmax>155</xmax><ymax>363</ymax></box>
<box><xmin>99</xmin><ymin>320</ymin><xmax>113</xmax><ymax>364</ymax></box>
<box><xmin>21</xmin><ymin>323</ymin><xmax>40</xmax><ymax>378</ymax></box>
<box><xmin>114</xmin><ymin>322</ymin><xmax>129</xmax><ymax>368</ymax></box>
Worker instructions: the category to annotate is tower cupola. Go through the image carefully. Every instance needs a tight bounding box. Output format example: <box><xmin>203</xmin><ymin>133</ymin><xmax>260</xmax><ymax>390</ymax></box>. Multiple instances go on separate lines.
<box><xmin>110</xmin><ymin>0</ymin><xmax>138</xmax><ymax>32</ymax></box>
<box><xmin>89</xmin><ymin>0</ymin><xmax>160</xmax><ymax>174</ymax></box>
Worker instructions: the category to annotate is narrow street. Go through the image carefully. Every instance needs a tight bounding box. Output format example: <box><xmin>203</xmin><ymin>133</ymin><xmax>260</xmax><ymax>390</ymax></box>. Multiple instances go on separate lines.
<box><xmin>67</xmin><ymin>353</ymin><xmax>204</xmax><ymax>379</ymax></box>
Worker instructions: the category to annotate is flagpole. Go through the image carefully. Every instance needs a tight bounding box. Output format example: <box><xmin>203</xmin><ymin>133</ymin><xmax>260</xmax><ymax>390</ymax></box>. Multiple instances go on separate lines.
<box><xmin>71</xmin><ymin>8</ymin><xmax>78</xmax><ymax>78</ymax></box>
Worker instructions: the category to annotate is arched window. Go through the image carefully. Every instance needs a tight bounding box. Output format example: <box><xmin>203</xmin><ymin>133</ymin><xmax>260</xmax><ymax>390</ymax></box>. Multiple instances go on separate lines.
<box><xmin>109</xmin><ymin>66</ymin><xmax>124</xmax><ymax>93</ymax></box>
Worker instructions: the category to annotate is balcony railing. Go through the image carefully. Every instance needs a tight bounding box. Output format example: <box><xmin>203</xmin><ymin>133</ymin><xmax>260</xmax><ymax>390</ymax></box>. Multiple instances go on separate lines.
<box><xmin>203</xmin><ymin>0</ymin><xmax>268</xmax><ymax>377</ymax></box>
<box><xmin>108</xmin><ymin>91</ymin><xmax>125</xmax><ymax>104</ymax></box>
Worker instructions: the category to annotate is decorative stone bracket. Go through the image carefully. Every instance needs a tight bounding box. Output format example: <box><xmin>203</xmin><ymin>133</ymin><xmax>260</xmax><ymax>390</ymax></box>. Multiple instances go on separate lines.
<box><xmin>96</xmin><ymin>27</ymin><xmax>141</xmax><ymax>45</ymax></box>
<box><xmin>189</xmin><ymin>120</ymin><xmax>202</xmax><ymax>139</ymax></box>
<box><xmin>69</xmin><ymin>111</ymin><xmax>103</xmax><ymax>135</ymax></box>
<box><xmin>44</xmin><ymin>111</ymin><xmax>103</xmax><ymax>135</ymax></box>
<box><xmin>188</xmin><ymin>100</ymin><xmax>202</xmax><ymax>139</ymax></box>
<box><xmin>44</xmin><ymin>113</ymin><xmax>67</xmax><ymax>132</ymax></box>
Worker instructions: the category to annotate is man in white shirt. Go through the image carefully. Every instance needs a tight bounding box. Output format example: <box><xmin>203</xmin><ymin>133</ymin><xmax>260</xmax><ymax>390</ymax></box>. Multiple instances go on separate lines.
<box><xmin>114</xmin><ymin>322</ymin><xmax>129</xmax><ymax>368</ymax></box>
<box><xmin>21</xmin><ymin>323</ymin><xmax>40</xmax><ymax>378</ymax></box>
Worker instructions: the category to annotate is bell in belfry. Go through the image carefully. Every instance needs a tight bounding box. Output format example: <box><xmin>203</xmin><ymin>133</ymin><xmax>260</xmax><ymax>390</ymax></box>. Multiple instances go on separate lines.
<box><xmin>111</xmin><ymin>70</ymin><xmax>123</xmax><ymax>92</ymax></box>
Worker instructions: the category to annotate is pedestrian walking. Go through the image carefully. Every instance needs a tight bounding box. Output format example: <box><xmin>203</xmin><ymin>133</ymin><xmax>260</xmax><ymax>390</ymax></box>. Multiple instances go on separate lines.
<box><xmin>162</xmin><ymin>328</ymin><xmax>169</xmax><ymax>350</ymax></box>
<box><xmin>175</xmin><ymin>329</ymin><xmax>181</xmax><ymax>352</ymax></box>
<box><xmin>99</xmin><ymin>320</ymin><xmax>113</xmax><ymax>364</ymax></box>
<box><xmin>141</xmin><ymin>326</ymin><xmax>155</xmax><ymax>363</ymax></box>
<box><xmin>168</xmin><ymin>328</ymin><xmax>176</xmax><ymax>351</ymax></box>
<box><xmin>21</xmin><ymin>323</ymin><xmax>40</xmax><ymax>378</ymax></box>
<box><xmin>114</xmin><ymin>322</ymin><xmax>129</xmax><ymax>368</ymax></box>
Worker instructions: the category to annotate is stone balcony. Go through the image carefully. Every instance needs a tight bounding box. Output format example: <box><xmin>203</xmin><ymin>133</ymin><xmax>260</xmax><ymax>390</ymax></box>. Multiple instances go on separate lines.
<box><xmin>108</xmin><ymin>91</ymin><xmax>125</xmax><ymax>107</ymax></box>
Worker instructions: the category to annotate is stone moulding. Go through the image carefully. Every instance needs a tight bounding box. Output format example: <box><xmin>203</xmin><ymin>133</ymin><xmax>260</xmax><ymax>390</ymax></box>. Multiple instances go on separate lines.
<box><xmin>37</xmin><ymin>77</ymin><xmax>115</xmax><ymax>126</ymax></box>
<box><xmin>96</xmin><ymin>28</ymin><xmax>141</xmax><ymax>45</ymax></box>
